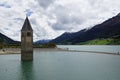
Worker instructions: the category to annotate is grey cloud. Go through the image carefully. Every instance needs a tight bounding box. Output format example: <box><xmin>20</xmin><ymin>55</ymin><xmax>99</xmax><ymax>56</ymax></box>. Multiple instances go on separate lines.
<box><xmin>37</xmin><ymin>0</ymin><xmax>56</xmax><ymax>8</ymax></box>
<box><xmin>52</xmin><ymin>22</ymin><xmax>64</xmax><ymax>30</ymax></box>
<box><xmin>51</xmin><ymin>16</ymin><xmax>83</xmax><ymax>31</ymax></box>
<box><xmin>49</xmin><ymin>5</ymin><xmax>84</xmax><ymax>30</ymax></box>
<box><xmin>13</xmin><ymin>18</ymin><xmax>24</xmax><ymax>21</ymax></box>
<box><xmin>0</xmin><ymin>29</ymin><xmax>3</xmax><ymax>33</ymax></box>
<box><xmin>58</xmin><ymin>15</ymin><xmax>83</xmax><ymax>25</ymax></box>
<box><xmin>52</xmin><ymin>22</ymin><xmax>73</xmax><ymax>31</ymax></box>
<box><xmin>30</xmin><ymin>18</ymin><xmax>38</xmax><ymax>26</ymax></box>
<box><xmin>30</xmin><ymin>18</ymin><xmax>48</xmax><ymax>38</ymax></box>
<box><xmin>0</xmin><ymin>3</ymin><xmax>11</xmax><ymax>8</ymax></box>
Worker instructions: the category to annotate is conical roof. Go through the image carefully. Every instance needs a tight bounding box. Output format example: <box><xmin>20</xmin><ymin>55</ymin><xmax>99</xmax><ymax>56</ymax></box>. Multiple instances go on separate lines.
<box><xmin>21</xmin><ymin>17</ymin><xmax>33</xmax><ymax>31</ymax></box>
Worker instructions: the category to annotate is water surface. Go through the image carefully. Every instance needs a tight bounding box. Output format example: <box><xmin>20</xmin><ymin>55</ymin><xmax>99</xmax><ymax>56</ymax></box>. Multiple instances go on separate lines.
<box><xmin>58</xmin><ymin>45</ymin><xmax>120</xmax><ymax>53</ymax></box>
<box><xmin>0</xmin><ymin>46</ymin><xmax>120</xmax><ymax>80</ymax></box>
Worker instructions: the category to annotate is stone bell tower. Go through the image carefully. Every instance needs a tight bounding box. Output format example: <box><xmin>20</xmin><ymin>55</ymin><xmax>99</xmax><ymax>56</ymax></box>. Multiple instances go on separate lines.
<box><xmin>21</xmin><ymin>17</ymin><xmax>33</xmax><ymax>61</ymax></box>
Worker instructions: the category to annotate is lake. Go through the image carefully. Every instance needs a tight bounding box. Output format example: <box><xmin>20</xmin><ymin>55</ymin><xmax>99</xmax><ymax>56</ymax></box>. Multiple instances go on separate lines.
<box><xmin>0</xmin><ymin>45</ymin><xmax>120</xmax><ymax>80</ymax></box>
<box><xmin>58</xmin><ymin>45</ymin><xmax>120</xmax><ymax>53</ymax></box>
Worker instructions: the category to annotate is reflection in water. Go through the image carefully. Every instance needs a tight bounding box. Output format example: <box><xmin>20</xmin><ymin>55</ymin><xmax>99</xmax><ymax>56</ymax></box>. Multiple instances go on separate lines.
<box><xmin>21</xmin><ymin>61</ymin><xmax>34</xmax><ymax>80</ymax></box>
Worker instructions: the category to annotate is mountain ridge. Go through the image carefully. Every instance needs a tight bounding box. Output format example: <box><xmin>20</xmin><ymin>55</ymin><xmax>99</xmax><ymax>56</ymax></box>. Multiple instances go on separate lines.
<box><xmin>50</xmin><ymin>13</ymin><xmax>120</xmax><ymax>44</ymax></box>
<box><xmin>0</xmin><ymin>32</ymin><xmax>19</xmax><ymax>44</ymax></box>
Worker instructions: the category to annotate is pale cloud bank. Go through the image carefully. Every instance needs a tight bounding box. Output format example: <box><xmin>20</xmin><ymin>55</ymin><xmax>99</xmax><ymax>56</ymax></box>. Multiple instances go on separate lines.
<box><xmin>0</xmin><ymin>0</ymin><xmax>120</xmax><ymax>41</ymax></box>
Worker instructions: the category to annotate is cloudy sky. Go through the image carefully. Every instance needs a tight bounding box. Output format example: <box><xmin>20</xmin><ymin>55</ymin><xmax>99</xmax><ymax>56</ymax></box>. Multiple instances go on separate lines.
<box><xmin>0</xmin><ymin>0</ymin><xmax>120</xmax><ymax>41</ymax></box>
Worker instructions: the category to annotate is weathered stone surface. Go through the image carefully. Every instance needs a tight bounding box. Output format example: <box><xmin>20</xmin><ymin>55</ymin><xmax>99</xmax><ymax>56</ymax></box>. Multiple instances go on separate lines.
<box><xmin>21</xmin><ymin>17</ymin><xmax>33</xmax><ymax>61</ymax></box>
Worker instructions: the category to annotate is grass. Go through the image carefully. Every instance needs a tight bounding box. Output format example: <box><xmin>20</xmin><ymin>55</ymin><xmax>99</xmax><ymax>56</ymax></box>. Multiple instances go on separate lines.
<box><xmin>77</xmin><ymin>38</ymin><xmax>120</xmax><ymax>45</ymax></box>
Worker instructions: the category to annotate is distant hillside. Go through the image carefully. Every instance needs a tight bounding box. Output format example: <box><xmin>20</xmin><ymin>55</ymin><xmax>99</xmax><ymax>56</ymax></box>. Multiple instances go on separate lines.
<box><xmin>0</xmin><ymin>32</ymin><xmax>19</xmax><ymax>44</ymax></box>
<box><xmin>50</xmin><ymin>29</ymin><xmax>86</xmax><ymax>44</ymax></box>
<box><xmin>50</xmin><ymin>13</ymin><xmax>120</xmax><ymax>45</ymax></box>
<box><xmin>34</xmin><ymin>39</ymin><xmax>51</xmax><ymax>44</ymax></box>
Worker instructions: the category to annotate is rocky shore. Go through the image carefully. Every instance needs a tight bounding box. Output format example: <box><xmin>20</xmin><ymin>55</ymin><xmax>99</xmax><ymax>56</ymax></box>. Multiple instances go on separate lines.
<box><xmin>0</xmin><ymin>48</ymin><xmax>20</xmax><ymax>55</ymax></box>
<box><xmin>0</xmin><ymin>48</ymin><xmax>67</xmax><ymax>55</ymax></box>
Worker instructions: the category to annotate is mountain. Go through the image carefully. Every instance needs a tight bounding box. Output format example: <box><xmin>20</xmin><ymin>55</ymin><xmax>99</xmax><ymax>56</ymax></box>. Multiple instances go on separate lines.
<box><xmin>0</xmin><ymin>32</ymin><xmax>19</xmax><ymax>44</ymax></box>
<box><xmin>34</xmin><ymin>39</ymin><xmax>51</xmax><ymax>44</ymax></box>
<box><xmin>50</xmin><ymin>13</ymin><xmax>120</xmax><ymax>44</ymax></box>
<box><xmin>50</xmin><ymin>29</ymin><xmax>86</xmax><ymax>44</ymax></box>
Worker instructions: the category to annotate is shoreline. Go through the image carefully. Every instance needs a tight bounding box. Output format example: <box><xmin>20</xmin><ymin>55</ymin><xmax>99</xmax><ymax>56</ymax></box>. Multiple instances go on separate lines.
<box><xmin>0</xmin><ymin>48</ymin><xmax>120</xmax><ymax>56</ymax></box>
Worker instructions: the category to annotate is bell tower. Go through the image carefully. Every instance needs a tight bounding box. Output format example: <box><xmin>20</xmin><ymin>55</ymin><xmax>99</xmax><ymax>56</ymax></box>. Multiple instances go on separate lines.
<box><xmin>21</xmin><ymin>17</ymin><xmax>33</xmax><ymax>61</ymax></box>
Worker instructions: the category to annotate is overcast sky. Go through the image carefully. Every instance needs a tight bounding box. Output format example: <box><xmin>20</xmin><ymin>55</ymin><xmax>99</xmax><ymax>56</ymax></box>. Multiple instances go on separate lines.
<box><xmin>0</xmin><ymin>0</ymin><xmax>120</xmax><ymax>41</ymax></box>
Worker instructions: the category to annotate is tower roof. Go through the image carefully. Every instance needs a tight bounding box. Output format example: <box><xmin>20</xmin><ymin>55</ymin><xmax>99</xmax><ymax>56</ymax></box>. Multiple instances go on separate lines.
<box><xmin>21</xmin><ymin>17</ymin><xmax>33</xmax><ymax>31</ymax></box>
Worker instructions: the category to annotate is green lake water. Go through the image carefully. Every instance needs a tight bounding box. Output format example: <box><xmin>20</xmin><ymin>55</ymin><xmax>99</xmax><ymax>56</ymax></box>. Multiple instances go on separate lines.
<box><xmin>0</xmin><ymin>45</ymin><xmax>120</xmax><ymax>80</ymax></box>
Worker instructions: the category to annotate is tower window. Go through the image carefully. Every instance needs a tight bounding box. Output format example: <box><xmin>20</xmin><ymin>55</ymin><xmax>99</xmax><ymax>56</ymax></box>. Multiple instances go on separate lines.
<box><xmin>27</xmin><ymin>32</ymin><xmax>31</xmax><ymax>36</ymax></box>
